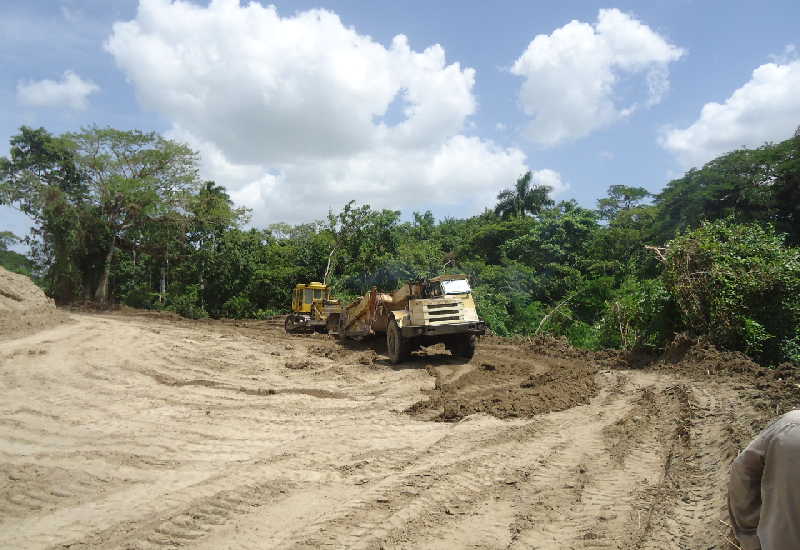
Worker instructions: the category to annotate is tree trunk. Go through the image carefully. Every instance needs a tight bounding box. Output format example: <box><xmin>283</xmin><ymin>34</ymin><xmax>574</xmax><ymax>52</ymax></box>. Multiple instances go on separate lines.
<box><xmin>94</xmin><ymin>236</ymin><xmax>116</xmax><ymax>305</ymax></box>
<box><xmin>323</xmin><ymin>246</ymin><xmax>337</xmax><ymax>286</ymax></box>
<box><xmin>159</xmin><ymin>265</ymin><xmax>166</xmax><ymax>304</ymax></box>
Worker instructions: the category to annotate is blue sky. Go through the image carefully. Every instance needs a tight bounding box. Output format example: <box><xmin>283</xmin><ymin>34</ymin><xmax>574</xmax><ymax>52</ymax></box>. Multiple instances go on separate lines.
<box><xmin>3</xmin><ymin>0</ymin><xmax>800</xmax><ymax>241</ymax></box>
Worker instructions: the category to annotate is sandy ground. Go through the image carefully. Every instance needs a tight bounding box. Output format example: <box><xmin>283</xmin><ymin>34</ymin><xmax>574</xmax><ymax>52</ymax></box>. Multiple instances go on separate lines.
<box><xmin>0</xmin><ymin>266</ymin><xmax>68</xmax><ymax>342</ymax></box>
<box><xmin>0</xmin><ymin>312</ymin><xmax>770</xmax><ymax>549</ymax></box>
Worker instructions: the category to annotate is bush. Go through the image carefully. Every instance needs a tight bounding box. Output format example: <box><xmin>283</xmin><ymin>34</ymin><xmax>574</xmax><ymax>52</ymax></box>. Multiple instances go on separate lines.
<box><xmin>566</xmin><ymin>320</ymin><xmax>601</xmax><ymax>350</ymax></box>
<box><xmin>663</xmin><ymin>219</ymin><xmax>800</xmax><ymax>364</ymax></box>
<box><xmin>252</xmin><ymin>308</ymin><xmax>283</xmax><ymax>319</ymax></box>
<box><xmin>472</xmin><ymin>286</ymin><xmax>512</xmax><ymax>337</ymax></box>
<box><xmin>596</xmin><ymin>278</ymin><xmax>673</xmax><ymax>351</ymax></box>
<box><xmin>123</xmin><ymin>285</ymin><xmax>158</xmax><ymax>309</ymax></box>
<box><xmin>166</xmin><ymin>285</ymin><xmax>208</xmax><ymax>319</ymax></box>
<box><xmin>222</xmin><ymin>294</ymin><xmax>254</xmax><ymax>318</ymax></box>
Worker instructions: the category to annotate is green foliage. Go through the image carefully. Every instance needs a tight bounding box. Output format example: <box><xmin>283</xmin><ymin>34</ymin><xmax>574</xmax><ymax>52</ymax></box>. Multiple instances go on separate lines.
<box><xmin>597</xmin><ymin>185</ymin><xmax>651</xmax><ymax>221</ymax></box>
<box><xmin>596</xmin><ymin>278</ymin><xmax>673</xmax><ymax>351</ymax></box>
<box><xmin>566</xmin><ymin>321</ymin><xmax>601</xmax><ymax>350</ymax></box>
<box><xmin>222</xmin><ymin>295</ymin><xmax>254</xmax><ymax>319</ymax></box>
<box><xmin>0</xmin><ymin>231</ymin><xmax>34</xmax><ymax>276</ymax></box>
<box><xmin>167</xmin><ymin>285</ymin><xmax>208</xmax><ymax>319</ymax></box>
<box><xmin>471</xmin><ymin>286</ymin><xmax>511</xmax><ymax>337</ymax></box>
<box><xmin>495</xmin><ymin>171</ymin><xmax>554</xmax><ymax>219</ymax></box>
<box><xmin>3</xmin><ymin>124</ymin><xmax>799</xmax><ymax>367</ymax></box>
<box><xmin>655</xmin><ymin>136</ymin><xmax>800</xmax><ymax>243</ymax></box>
<box><xmin>122</xmin><ymin>285</ymin><xmax>158</xmax><ymax>309</ymax></box>
<box><xmin>663</xmin><ymin>219</ymin><xmax>800</xmax><ymax>363</ymax></box>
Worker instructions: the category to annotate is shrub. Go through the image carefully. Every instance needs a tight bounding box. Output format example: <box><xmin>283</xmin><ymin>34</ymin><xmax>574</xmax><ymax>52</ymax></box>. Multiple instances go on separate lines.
<box><xmin>472</xmin><ymin>286</ymin><xmax>512</xmax><ymax>337</ymax></box>
<box><xmin>596</xmin><ymin>278</ymin><xmax>673</xmax><ymax>351</ymax></box>
<box><xmin>566</xmin><ymin>320</ymin><xmax>601</xmax><ymax>350</ymax></box>
<box><xmin>663</xmin><ymin>219</ymin><xmax>800</xmax><ymax>364</ymax></box>
<box><xmin>252</xmin><ymin>308</ymin><xmax>283</xmax><ymax>320</ymax></box>
<box><xmin>123</xmin><ymin>285</ymin><xmax>158</xmax><ymax>309</ymax></box>
<box><xmin>221</xmin><ymin>294</ymin><xmax>254</xmax><ymax>318</ymax></box>
<box><xmin>166</xmin><ymin>285</ymin><xmax>208</xmax><ymax>319</ymax></box>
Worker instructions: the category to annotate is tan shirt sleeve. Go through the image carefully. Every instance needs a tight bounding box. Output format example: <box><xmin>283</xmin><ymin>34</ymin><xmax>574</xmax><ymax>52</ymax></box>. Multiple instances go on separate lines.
<box><xmin>728</xmin><ymin>413</ymin><xmax>800</xmax><ymax>550</ymax></box>
<box><xmin>728</xmin><ymin>433</ymin><xmax>766</xmax><ymax>550</ymax></box>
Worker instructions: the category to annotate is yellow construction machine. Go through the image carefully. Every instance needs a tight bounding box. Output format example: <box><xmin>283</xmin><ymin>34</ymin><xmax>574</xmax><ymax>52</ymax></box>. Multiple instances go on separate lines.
<box><xmin>327</xmin><ymin>275</ymin><xmax>486</xmax><ymax>363</ymax></box>
<box><xmin>285</xmin><ymin>282</ymin><xmax>342</xmax><ymax>333</ymax></box>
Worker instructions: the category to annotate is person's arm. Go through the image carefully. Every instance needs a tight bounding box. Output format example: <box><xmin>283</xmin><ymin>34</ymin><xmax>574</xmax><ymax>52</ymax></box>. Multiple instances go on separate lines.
<box><xmin>728</xmin><ymin>432</ymin><xmax>768</xmax><ymax>550</ymax></box>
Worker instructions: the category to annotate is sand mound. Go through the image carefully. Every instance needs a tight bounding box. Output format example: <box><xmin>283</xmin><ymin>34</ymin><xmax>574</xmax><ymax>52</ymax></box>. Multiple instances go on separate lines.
<box><xmin>0</xmin><ymin>266</ymin><xmax>67</xmax><ymax>340</ymax></box>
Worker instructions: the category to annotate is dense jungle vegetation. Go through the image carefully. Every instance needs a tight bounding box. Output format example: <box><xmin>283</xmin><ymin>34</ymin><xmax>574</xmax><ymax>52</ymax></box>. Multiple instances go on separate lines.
<box><xmin>2</xmin><ymin>125</ymin><xmax>799</xmax><ymax>365</ymax></box>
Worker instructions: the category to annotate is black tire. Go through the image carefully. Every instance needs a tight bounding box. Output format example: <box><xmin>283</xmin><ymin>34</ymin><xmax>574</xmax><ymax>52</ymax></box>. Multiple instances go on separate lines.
<box><xmin>284</xmin><ymin>315</ymin><xmax>296</xmax><ymax>334</ymax></box>
<box><xmin>326</xmin><ymin>313</ymin><xmax>340</xmax><ymax>337</ymax></box>
<box><xmin>451</xmin><ymin>334</ymin><xmax>476</xmax><ymax>360</ymax></box>
<box><xmin>386</xmin><ymin>318</ymin><xmax>410</xmax><ymax>364</ymax></box>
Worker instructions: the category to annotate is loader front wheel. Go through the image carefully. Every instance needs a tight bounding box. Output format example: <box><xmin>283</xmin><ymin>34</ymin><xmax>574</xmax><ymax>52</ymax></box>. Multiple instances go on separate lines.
<box><xmin>284</xmin><ymin>315</ymin><xmax>296</xmax><ymax>334</ymax></box>
<box><xmin>387</xmin><ymin>319</ymin><xmax>410</xmax><ymax>364</ymax></box>
<box><xmin>450</xmin><ymin>334</ymin><xmax>476</xmax><ymax>360</ymax></box>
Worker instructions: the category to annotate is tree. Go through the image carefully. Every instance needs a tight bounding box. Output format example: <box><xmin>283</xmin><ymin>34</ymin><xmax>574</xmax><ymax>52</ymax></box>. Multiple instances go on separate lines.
<box><xmin>0</xmin><ymin>231</ymin><xmax>19</xmax><ymax>250</ymax></box>
<box><xmin>0</xmin><ymin>126</ymin><xmax>87</xmax><ymax>301</ymax></box>
<box><xmin>0</xmin><ymin>231</ymin><xmax>34</xmax><ymax>276</ymax></box>
<box><xmin>654</xmin><ymin>136</ymin><xmax>799</xmax><ymax>243</ymax></box>
<box><xmin>597</xmin><ymin>185</ymin><xmax>651</xmax><ymax>221</ymax></box>
<box><xmin>662</xmin><ymin>219</ymin><xmax>800</xmax><ymax>363</ymax></box>
<box><xmin>494</xmin><ymin>171</ymin><xmax>554</xmax><ymax>219</ymax></box>
<box><xmin>326</xmin><ymin>201</ymin><xmax>402</xmax><ymax>292</ymax></box>
<box><xmin>67</xmin><ymin>127</ymin><xmax>201</xmax><ymax>304</ymax></box>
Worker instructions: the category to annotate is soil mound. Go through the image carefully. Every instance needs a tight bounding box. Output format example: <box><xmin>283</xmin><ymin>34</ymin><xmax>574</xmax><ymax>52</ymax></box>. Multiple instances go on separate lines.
<box><xmin>407</xmin><ymin>340</ymin><xmax>599</xmax><ymax>421</ymax></box>
<box><xmin>0</xmin><ymin>266</ymin><xmax>67</xmax><ymax>340</ymax></box>
<box><xmin>656</xmin><ymin>335</ymin><xmax>800</xmax><ymax>415</ymax></box>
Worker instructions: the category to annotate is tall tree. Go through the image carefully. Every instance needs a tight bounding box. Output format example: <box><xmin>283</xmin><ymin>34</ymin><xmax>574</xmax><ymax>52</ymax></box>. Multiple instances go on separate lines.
<box><xmin>494</xmin><ymin>171</ymin><xmax>554</xmax><ymax>219</ymax></box>
<box><xmin>0</xmin><ymin>126</ymin><xmax>87</xmax><ymax>301</ymax></box>
<box><xmin>597</xmin><ymin>185</ymin><xmax>651</xmax><ymax>221</ymax></box>
<box><xmin>67</xmin><ymin>127</ymin><xmax>201</xmax><ymax>304</ymax></box>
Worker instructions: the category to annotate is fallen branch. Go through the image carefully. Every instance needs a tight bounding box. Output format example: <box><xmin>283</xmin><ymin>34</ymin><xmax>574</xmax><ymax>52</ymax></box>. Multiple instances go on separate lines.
<box><xmin>645</xmin><ymin>245</ymin><xmax>668</xmax><ymax>263</ymax></box>
<box><xmin>534</xmin><ymin>289</ymin><xmax>583</xmax><ymax>336</ymax></box>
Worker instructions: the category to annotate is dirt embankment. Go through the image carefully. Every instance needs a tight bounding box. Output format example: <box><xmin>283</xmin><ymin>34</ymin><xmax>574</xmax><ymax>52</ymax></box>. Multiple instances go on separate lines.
<box><xmin>0</xmin><ymin>266</ymin><xmax>68</xmax><ymax>340</ymax></box>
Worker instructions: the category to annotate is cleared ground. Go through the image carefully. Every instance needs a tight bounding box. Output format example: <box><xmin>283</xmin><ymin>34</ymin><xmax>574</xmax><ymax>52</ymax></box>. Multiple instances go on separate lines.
<box><xmin>0</xmin><ymin>312</ymin><xmax>771</xmax><ymax>549</ymax></box>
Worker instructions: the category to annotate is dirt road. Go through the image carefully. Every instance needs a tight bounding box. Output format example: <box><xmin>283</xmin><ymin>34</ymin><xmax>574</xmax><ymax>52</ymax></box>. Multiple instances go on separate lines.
<box><xmin>0</xmin><ymin>312</ymin><xmax>766</xmax><ymax>549</ymax></box>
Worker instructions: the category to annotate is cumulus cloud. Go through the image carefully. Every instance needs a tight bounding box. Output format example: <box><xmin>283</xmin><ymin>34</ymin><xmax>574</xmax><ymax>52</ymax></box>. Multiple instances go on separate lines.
<box><xmin>661</xmin><ymin>58</ymin><xmax>800</xmax><ymax>168</ymax></box>
<box><xmin>105</xmin><ymin>0</ymin><xmax>550</xmax><ymax>224</ymax></box>
<box><xmin>511</xmin><ymin>8</ymin><xmax>684</xmax><ymax>146</ymax></box>
<box><xmin>16</xmin><ymin>70</ymin><xmax>99</xmax><ymax>110</ymax></box>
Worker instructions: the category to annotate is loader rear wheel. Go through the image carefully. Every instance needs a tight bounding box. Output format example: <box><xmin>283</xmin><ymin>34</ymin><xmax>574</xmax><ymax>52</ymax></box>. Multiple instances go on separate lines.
<box><xmin>387</xmin><ymin>319</ymin><xmax>410</xmax><ymax>364</ymax></box>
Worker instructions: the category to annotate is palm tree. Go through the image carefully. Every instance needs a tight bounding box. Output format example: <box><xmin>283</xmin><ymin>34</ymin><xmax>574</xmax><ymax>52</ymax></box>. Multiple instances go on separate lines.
<box><xmin>494</xmin><ymin>171</ymin><xmax>554</xmax><ymax>219</ymax></box>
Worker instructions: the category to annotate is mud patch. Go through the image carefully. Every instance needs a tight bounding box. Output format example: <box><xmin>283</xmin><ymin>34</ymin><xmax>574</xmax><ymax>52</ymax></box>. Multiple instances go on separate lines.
<box><xmin>407</xmin><ymin>352</ymin><xmax>599</xmax><ymax>421</ymax></box>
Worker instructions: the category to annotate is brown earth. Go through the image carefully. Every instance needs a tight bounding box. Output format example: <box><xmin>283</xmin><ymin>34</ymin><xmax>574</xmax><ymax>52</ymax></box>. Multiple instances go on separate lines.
<box><xmin>0</xmin><ymin>308</ymin><xmax>791</xmax><ymax>549</ymax></box>
<box><xmin>0</xmin><ymin>266</ymin><xmax>69</xmax><ymax>341</ymax></box>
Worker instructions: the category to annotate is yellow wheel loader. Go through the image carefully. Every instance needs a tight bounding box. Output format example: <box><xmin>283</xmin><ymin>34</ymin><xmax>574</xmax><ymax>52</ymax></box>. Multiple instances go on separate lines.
<box><xmin>285</xmin><ymin>282</ymin><xmax>342</xmax><ymax>333</ymax></box>
<box><xmin>327</xmin><ymin>275</ymin><xmax>485</xmax><ymax>363</ymax></box>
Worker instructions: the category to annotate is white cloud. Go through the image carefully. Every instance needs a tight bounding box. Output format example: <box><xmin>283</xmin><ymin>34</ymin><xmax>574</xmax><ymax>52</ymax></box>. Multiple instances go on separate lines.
<box><xmin>530</xmin><ymin>169</ymin><xmax>568</xmax><ymax>195</ymax></box>
<box><xmin>16</xmin><ymin>70</ymin><xmax>99</xmax><ymax>110</ymax></box>
<box><xmin>661</xmin><ymin>58</ymin><xmax>800</xmax><ymax>168</ymax></box>
<box><xmin>107</xmin><ymin>0</ymin><xmax>552</xmax><ymax>224</ymax></box>
<box><xmin>511</xmin><ymin>8</ymin><xmax>684</xmax><ymax>146</ymax></box>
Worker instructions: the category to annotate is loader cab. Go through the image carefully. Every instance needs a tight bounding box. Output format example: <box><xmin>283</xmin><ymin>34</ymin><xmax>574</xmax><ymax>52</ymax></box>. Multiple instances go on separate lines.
<box><xmin>292</xmin><ymin>282</ymin><xmax>330</xmax><ymax>313</ymax></box>
<box><xmin>422</xmin><ymin>275</ymin><xmax>472</xmax><ymax>298</ymax></box>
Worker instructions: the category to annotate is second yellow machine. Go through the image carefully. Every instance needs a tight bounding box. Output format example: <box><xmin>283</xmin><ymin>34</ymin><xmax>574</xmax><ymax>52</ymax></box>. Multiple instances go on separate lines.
<box><xmin>284</xmin><ymin>282</ymin><xmax>342</xmax><ymax>333</ymax></box>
